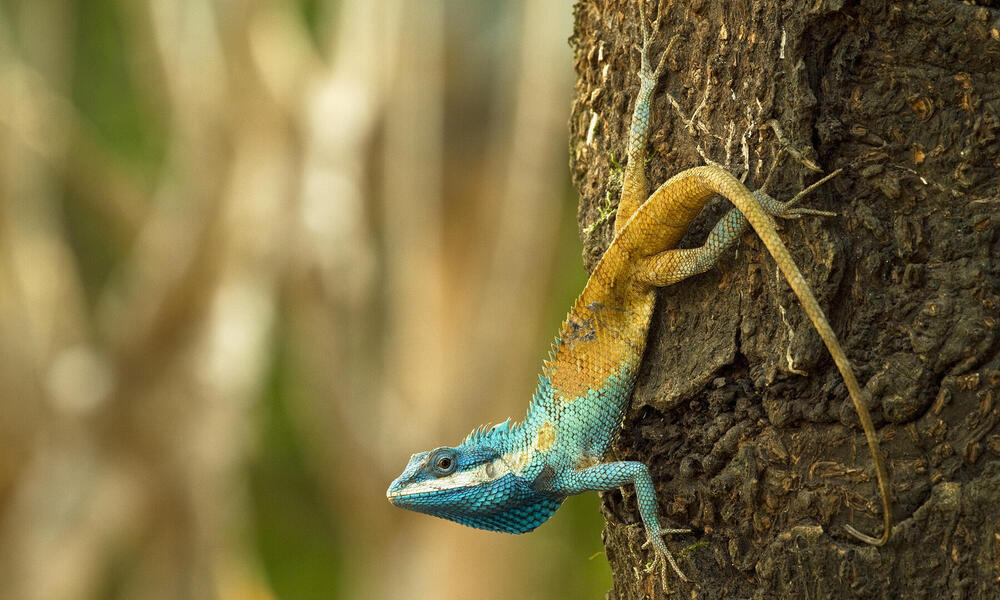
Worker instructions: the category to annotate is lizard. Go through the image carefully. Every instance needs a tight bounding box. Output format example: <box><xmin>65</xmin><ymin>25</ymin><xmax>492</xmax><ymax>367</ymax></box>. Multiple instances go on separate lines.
<box><xmin>386</xmin><ymin>1</ymin><xmax>891</xmax><ymax>583</ymax></box>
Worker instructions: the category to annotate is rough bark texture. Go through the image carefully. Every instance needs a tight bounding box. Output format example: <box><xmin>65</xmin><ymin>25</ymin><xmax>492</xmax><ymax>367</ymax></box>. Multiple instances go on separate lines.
<box><xmin>568</xmin><ymin>1</ymin><xmax>1000</xmax><ymax>598</ymax></box>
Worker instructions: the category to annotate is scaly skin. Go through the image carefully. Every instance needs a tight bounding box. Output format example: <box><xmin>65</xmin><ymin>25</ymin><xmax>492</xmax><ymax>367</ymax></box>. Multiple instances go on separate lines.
<box><xmin>388</xmin><ymin>0</ymin><xmax>891</xmax><ymax>584</ymax></box>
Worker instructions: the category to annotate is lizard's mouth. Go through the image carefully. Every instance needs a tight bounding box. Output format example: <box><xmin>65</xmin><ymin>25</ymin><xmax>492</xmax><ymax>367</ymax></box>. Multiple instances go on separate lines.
<box><xmin>387</xmin><ymin>458</ymin><xmax>512</xmax><ymax>503</ymax></box>
<box><xmin>386</xmin><ymin>473</ymin><xmax>467</xmax><ymax>502</ymax></box>
<box><xmin>386</xmin><ymin>482</ymin><xmax>447</xmax><ymax>501</ymax></box>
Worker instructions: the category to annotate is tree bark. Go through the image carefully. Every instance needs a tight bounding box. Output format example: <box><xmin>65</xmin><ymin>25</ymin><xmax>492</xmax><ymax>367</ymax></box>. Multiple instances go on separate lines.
<box><xmin>569</xmin><ymin>1</ymin><xmax>1000</xmax><ymax>598</ymax></box>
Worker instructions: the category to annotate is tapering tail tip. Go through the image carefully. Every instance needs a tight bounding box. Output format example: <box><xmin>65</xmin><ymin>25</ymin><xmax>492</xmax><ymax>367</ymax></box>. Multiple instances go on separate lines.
<box><xmin>844</xmin><ymin>517</ymin><xmax>891</xmax><ymax>547</ymax></box>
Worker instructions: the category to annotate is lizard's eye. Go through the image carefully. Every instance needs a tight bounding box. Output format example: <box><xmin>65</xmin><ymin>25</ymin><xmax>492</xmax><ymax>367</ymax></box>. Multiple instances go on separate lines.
<box><xmin>429</xmin><ymin>448</ymin><xmax>457</xmax><ymax>476</ymax></box>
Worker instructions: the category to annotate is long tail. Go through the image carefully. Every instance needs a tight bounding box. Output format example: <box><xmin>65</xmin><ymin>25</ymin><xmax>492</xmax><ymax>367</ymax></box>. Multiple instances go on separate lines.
<box><xmin>636</xmin><ymin>165</ymin><xmax>892</xmax><ymax>546</ymax></box>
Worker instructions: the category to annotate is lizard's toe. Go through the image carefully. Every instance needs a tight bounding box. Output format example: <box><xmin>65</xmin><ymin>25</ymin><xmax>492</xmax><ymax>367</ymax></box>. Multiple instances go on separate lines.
<box><xmin>643</xmin><ymin>530</ymin><xmax>690</xmax><ymax>583</ymax></box>
<box><xmin>780</xmin><ymin>206</ymin><xmax>837</xmax><ymax>219</ymax></box>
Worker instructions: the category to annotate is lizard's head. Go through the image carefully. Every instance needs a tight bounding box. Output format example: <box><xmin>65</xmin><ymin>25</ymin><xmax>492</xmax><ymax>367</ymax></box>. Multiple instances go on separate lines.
<box><xmin>386</xmin><ymin>420</ymin><xmax>562</xmax><ymax>533</ymax></box>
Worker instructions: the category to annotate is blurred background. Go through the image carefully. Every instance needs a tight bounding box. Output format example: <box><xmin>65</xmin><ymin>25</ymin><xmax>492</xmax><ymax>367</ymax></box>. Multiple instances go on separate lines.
<box><xmin>0</xmin><ymin>0</ymin><xmax>612</xmax><ymax>598</ymax></box>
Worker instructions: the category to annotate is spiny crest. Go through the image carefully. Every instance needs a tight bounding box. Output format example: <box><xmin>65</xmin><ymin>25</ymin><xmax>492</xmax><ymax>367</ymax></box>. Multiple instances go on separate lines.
<box><xmin>545</xmin><ymin>334</ymin><xmax>561</xmax><ymax>363</ymax></box>
<box><xmin>527</xmin><ymin>372</ymin><xmax>555</xmax><ymax>416</ymax></box>
<box><xmin>463</xmin><ymin>418</ymin><xmax>516</xmax><ymax>445</ymax></box>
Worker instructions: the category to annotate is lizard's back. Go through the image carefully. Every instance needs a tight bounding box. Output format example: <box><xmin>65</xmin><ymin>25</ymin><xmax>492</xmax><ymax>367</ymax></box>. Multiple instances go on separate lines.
<box><xmin>525</xmin><ymin>174</ymin><xmax>724</xmax><ymax>464</ymax></box>
<box><xmin>526</xmin><ymin>233</ymin><xmax>661</xmax><ymax>465</ymax></box>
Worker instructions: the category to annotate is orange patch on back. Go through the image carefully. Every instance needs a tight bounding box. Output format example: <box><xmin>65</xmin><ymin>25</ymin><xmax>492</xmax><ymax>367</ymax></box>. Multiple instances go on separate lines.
<box><xmin>545</xmin><ymin>291</ymin><xmax>652</xmax><ymax>402</ymax></box>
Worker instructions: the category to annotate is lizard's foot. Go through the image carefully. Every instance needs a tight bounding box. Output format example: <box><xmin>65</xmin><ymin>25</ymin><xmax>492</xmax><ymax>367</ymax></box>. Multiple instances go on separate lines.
<box><xmin>642</xmin><ymin>527</ymin><xmax>691</xmax><ymax>583</ymax></box>
<box><xmin>637</xmin><ymin>1</ymin><xmax>676</xmax><ymax>86</ymax></box>
<box><xmin>755</xmin><ymin>167</ymin><xmax>843</xmax><ymax>221</ymax></box>
<box><xmin>755</xmin><ymin>140</ymin><xmax>844</xmax><ymax>220</ymax></box>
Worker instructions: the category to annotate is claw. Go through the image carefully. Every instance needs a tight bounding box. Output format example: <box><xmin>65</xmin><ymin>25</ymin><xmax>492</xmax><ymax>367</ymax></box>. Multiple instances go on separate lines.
<box><xmin>638</xmin><ymin>0</ymin><xmax>675</xmax><ymax>83</ymax></box>
<box><xmin>783</xmin><ymin>167</ymin><xmax>843</xmax><ymax>209</ymax></box>
<box><xmin>755</xmin><ymin>159</ymin><xmax>843</xmax><ymax>222</ymax></box>
<box><xmin>781</xmin><ymin>207</ymin><xmax>838</xmax><ymax>218</ymax></box>
<box><xmin>759</xmin><ymin>148</ymin><xmax>787</xmax><ymax>196</ymax></box>
<box><xmin>643</xmin><ymin>527</ymin><xmax>691</xmax><ymax>584</ymax></box>
<box><xmin>640</xmin><ymin>14</ymin><xmax>648</xmax><ymax>44</ymax></box>
<box><xmin>657</xmin><ymin>549</ymin><xmax>690</xmax><ymax>583</ymax></box>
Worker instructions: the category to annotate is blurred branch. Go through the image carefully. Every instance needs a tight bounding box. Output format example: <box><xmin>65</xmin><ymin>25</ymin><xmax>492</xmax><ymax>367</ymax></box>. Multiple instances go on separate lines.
<box><xmin>462</xmin><ymin>0</ymin><xmax>575</xmax><ymax>412</ymax></box>
<box><xmin>0</xmin><ymin>0</ymin><xmax>584</xmax><ymax>598</ymax></box>
<box><xmin>0</xmin><ymin>61</ymin><xmax>149</xmax><ymax>235</ymax></box>
<box><xmin>0</xmin><ymin>0</ymin><xmax>300</xmax><ymax>597</ymax></box>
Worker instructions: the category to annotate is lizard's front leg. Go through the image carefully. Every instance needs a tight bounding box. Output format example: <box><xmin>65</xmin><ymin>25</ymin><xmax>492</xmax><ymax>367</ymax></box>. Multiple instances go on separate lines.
<box><xmin>551</xmin><ymin>462</ymin><xmax>692</xmax><ymax>582</ymax></box>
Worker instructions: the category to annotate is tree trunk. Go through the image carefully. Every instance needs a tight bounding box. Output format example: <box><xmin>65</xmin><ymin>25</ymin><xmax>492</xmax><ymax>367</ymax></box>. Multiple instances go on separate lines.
<box><xmin>569</xmin><ymin>1</ymin><xmax>1000</xmax><ymax>598</ymax></box>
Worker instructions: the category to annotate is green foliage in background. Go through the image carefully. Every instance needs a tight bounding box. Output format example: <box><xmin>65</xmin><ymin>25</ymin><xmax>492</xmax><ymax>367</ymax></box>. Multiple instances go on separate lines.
<box><xmin>6</xmin><ymin>0</ymin><xmax>613</xmax><ymax>596</ymax></box>
<box><xmin>250</xmin><ymin>322</ymin><xmax>344</xmax><ymax>599</ymax></box>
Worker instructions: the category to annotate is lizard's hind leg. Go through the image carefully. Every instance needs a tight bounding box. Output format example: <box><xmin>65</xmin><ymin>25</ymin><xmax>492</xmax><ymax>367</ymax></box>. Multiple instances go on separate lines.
<box><xmin>634</xmin><ymin>188</ymin><xmax>833</xmax><ymax>288</ymax></box>
<box><xmin>615</xmin><ymin>8</ymin><xmax>677</xmax><ymax>235</ymax></box>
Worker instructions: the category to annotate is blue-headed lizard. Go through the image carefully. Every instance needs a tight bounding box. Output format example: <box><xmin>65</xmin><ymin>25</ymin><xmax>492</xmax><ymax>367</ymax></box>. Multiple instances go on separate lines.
<box><xmin>387</xmin><ymin>2</ymin><xmax>891</xmax><ymax>583</ymax></box>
